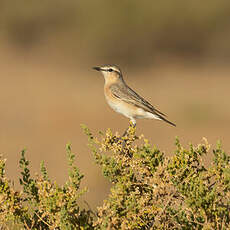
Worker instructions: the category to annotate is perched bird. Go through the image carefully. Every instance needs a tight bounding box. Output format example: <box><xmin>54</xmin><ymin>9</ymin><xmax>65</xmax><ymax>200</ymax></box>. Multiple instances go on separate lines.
<box><xmin>93</xmin><ymin>65</ymin><xmax>176</xmax><ymax>127</ymax></box>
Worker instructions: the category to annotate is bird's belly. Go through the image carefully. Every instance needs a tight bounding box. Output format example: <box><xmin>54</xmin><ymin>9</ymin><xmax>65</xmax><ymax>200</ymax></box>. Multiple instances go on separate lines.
<box><xmin>105</xmin><ymin>95</ymin><xmax>161</xmax><ymax>121</ymax></box>
<box><xmin>106</xmin><ymin>99</ymin><xmax>131</xmax><ymax>117</ymax></box>
<box><xmin>135</xmin><ymin>109</ymin><xmax>160</xmax><ymax>120</ymax></box>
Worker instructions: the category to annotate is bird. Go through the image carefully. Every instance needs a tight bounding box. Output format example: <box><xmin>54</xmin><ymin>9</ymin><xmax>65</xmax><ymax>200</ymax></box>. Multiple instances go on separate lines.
<box><xmin>92</xmin><ymin>64</ymin><xmax>176</xmax><ymax>128</ymax></box>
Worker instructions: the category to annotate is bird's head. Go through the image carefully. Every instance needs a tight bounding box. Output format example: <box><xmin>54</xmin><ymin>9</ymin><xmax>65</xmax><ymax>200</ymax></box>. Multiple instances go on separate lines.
<box><xmin>92</xmin><ymin>65</ymin><xmax>123</xmax><ymax>83</ymax></box>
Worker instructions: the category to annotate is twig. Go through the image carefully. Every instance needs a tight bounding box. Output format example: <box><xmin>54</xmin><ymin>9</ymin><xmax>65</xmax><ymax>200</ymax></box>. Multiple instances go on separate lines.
<box><xmin>151</xmin><ymin>189</ymin><xmax>177</xmax><ymax>227</ymax></box>
<box><xmin>34</xmin><ymin>211</ymin><xmax>52</xmax><ymax>228</ymax></box>
<box><xmin>84</xmin><ymin>200</ymin><xmax>97</xmax><ymax>217</ymax></box>
<box><xmin>24</xmin><ymin>220</ymin><xmax>31</xmax><ymax>230</ymax></box>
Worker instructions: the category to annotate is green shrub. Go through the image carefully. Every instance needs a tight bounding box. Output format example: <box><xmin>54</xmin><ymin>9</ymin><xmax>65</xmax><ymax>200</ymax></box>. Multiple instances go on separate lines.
<box><xmin>0</xmin><ymin>124</ymin><xmax>229</xmax><ymax>229</ymax></box>
<box><xmin>0</xmin><ymin>145</ymin><xmax>94</xmax><ymax>230</ymax></box>
<box><xmin>82</xmin><ymin>124</ymin><xmax>230</xmax><ymax>230</ymax></box>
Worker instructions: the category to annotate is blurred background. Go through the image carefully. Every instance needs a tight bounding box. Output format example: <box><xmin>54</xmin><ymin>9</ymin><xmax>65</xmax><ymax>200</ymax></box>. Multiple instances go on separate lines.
<box><xmin>1</xmin><ymin>0</ymin><xmax>230</xmax><ymax>209</ymax></box>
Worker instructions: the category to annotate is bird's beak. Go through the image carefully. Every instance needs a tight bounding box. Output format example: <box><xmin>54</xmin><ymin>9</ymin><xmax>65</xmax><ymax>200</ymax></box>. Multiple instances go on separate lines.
<box><xmin>92</xmin><ymin>66</ymin><xmax>101</xmax><ymax>71</ymax></box>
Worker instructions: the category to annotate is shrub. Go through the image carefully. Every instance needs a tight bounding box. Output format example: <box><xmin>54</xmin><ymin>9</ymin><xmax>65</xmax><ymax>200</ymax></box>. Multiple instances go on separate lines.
<box><xmin>82</xmin><ymin>124</ymin><xmax>230</xmax><ymax>230</ymax></box>
<box><xmin>0</xmin><ymin>124</ymin><xmax>229</xmax><ymax>229</ymax></box>
<box><xmin>0</xmin><ymin>145</ymin><xmax>94</xmax><ymax>230</ymax></box>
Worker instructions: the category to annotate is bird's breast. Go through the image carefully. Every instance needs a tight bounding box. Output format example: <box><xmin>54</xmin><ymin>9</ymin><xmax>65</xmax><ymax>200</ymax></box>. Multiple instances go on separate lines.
<box><xmin>104</xmin><ymin>85</ymin><xmax>120</xmax><ymax>112</ymax></box>
<box><xmin>104</xmin><ymin>86</ymin><xmax>135</xmax><ymax>118</ymax></box>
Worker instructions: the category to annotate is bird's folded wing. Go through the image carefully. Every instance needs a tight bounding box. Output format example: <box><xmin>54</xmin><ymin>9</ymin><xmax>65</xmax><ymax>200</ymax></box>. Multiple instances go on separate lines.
<box><xmin>110</xmin><ymin>84</ymin><xmax>166</xmax><ymax>117</ymax></box>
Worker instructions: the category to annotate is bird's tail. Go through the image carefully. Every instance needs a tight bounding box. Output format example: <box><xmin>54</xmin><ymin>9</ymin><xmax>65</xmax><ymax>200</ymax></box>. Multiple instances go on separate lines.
<box><xmin>156</xmin><ymin>113</ymin><xmax>176</xmax><ymax>127</ymax></box>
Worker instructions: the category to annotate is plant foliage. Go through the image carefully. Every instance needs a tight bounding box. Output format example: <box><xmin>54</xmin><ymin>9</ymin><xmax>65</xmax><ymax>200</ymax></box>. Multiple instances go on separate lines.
<box><xmin>0</xmin><ymin>145</ymin><xmax>93</xmax><ymax>230</ymax></box>
<box><xmin>82</xmin><ymin>124</ymin><xmax>230</xmax><ymax>230</ymax></box>
<box><xmin>0</xmin><ymin>124</ymin><xmax>229</xmax><ymax>229</ymax></box>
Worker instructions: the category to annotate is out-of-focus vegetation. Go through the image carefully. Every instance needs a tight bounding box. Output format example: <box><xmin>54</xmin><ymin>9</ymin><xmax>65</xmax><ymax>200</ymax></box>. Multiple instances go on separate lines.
<box><xmin>1</xmin><ymin>0</ymin><xmax>230</xmax><ymax>63</ymax></box>
<box><xmin>1</xmin><ymin>125</ymin><xmax>229</xmax><ymax>229</ymax></box>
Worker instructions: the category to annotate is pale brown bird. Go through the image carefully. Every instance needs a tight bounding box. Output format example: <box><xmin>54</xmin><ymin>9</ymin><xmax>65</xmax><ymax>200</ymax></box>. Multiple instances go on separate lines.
<box><xmin>93</xmin><ymin>65</ymin><xmax>176</xmax><ymax>127</ymax></box>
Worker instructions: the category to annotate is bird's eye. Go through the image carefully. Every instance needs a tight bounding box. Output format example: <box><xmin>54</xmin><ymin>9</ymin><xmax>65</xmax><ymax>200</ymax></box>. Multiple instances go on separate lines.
<box><xmin>108</xmin><ymin>68</ymin><xmax>113</xmax><ymax>72</ymax></box>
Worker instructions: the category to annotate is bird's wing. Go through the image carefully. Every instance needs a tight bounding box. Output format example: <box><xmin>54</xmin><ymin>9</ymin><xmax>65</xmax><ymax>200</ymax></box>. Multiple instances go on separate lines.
<box><xmin>110</xmin><ymin>83</ymin><xmax>166</xmax><ymax>117</ymax></box>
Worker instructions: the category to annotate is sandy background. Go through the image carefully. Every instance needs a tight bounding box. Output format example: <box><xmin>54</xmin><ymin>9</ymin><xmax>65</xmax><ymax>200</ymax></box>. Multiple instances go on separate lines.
<box><xmin>1</xmin><ymin>0</ymin><xmax>230</xmax><ymax>209</ymax></box>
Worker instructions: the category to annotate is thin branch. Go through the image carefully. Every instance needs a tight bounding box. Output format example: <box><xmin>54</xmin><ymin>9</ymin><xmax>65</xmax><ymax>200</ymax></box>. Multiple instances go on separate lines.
<box><xmin>24</xmin><ymin>220</ymin><xmax>31</xmax><ymax>230</ymax></box>
<box><xmin>34</xmin><ymin>212</ymin><xmax>52</xmax><ymax>228</ymax></box>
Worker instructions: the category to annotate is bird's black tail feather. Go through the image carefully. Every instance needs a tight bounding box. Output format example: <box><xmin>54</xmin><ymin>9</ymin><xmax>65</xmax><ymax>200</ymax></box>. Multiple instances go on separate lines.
<box><xmin>156</xmin><ymin>112</ymin><xmax>176</xmax><ymax>127</ymax></box>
